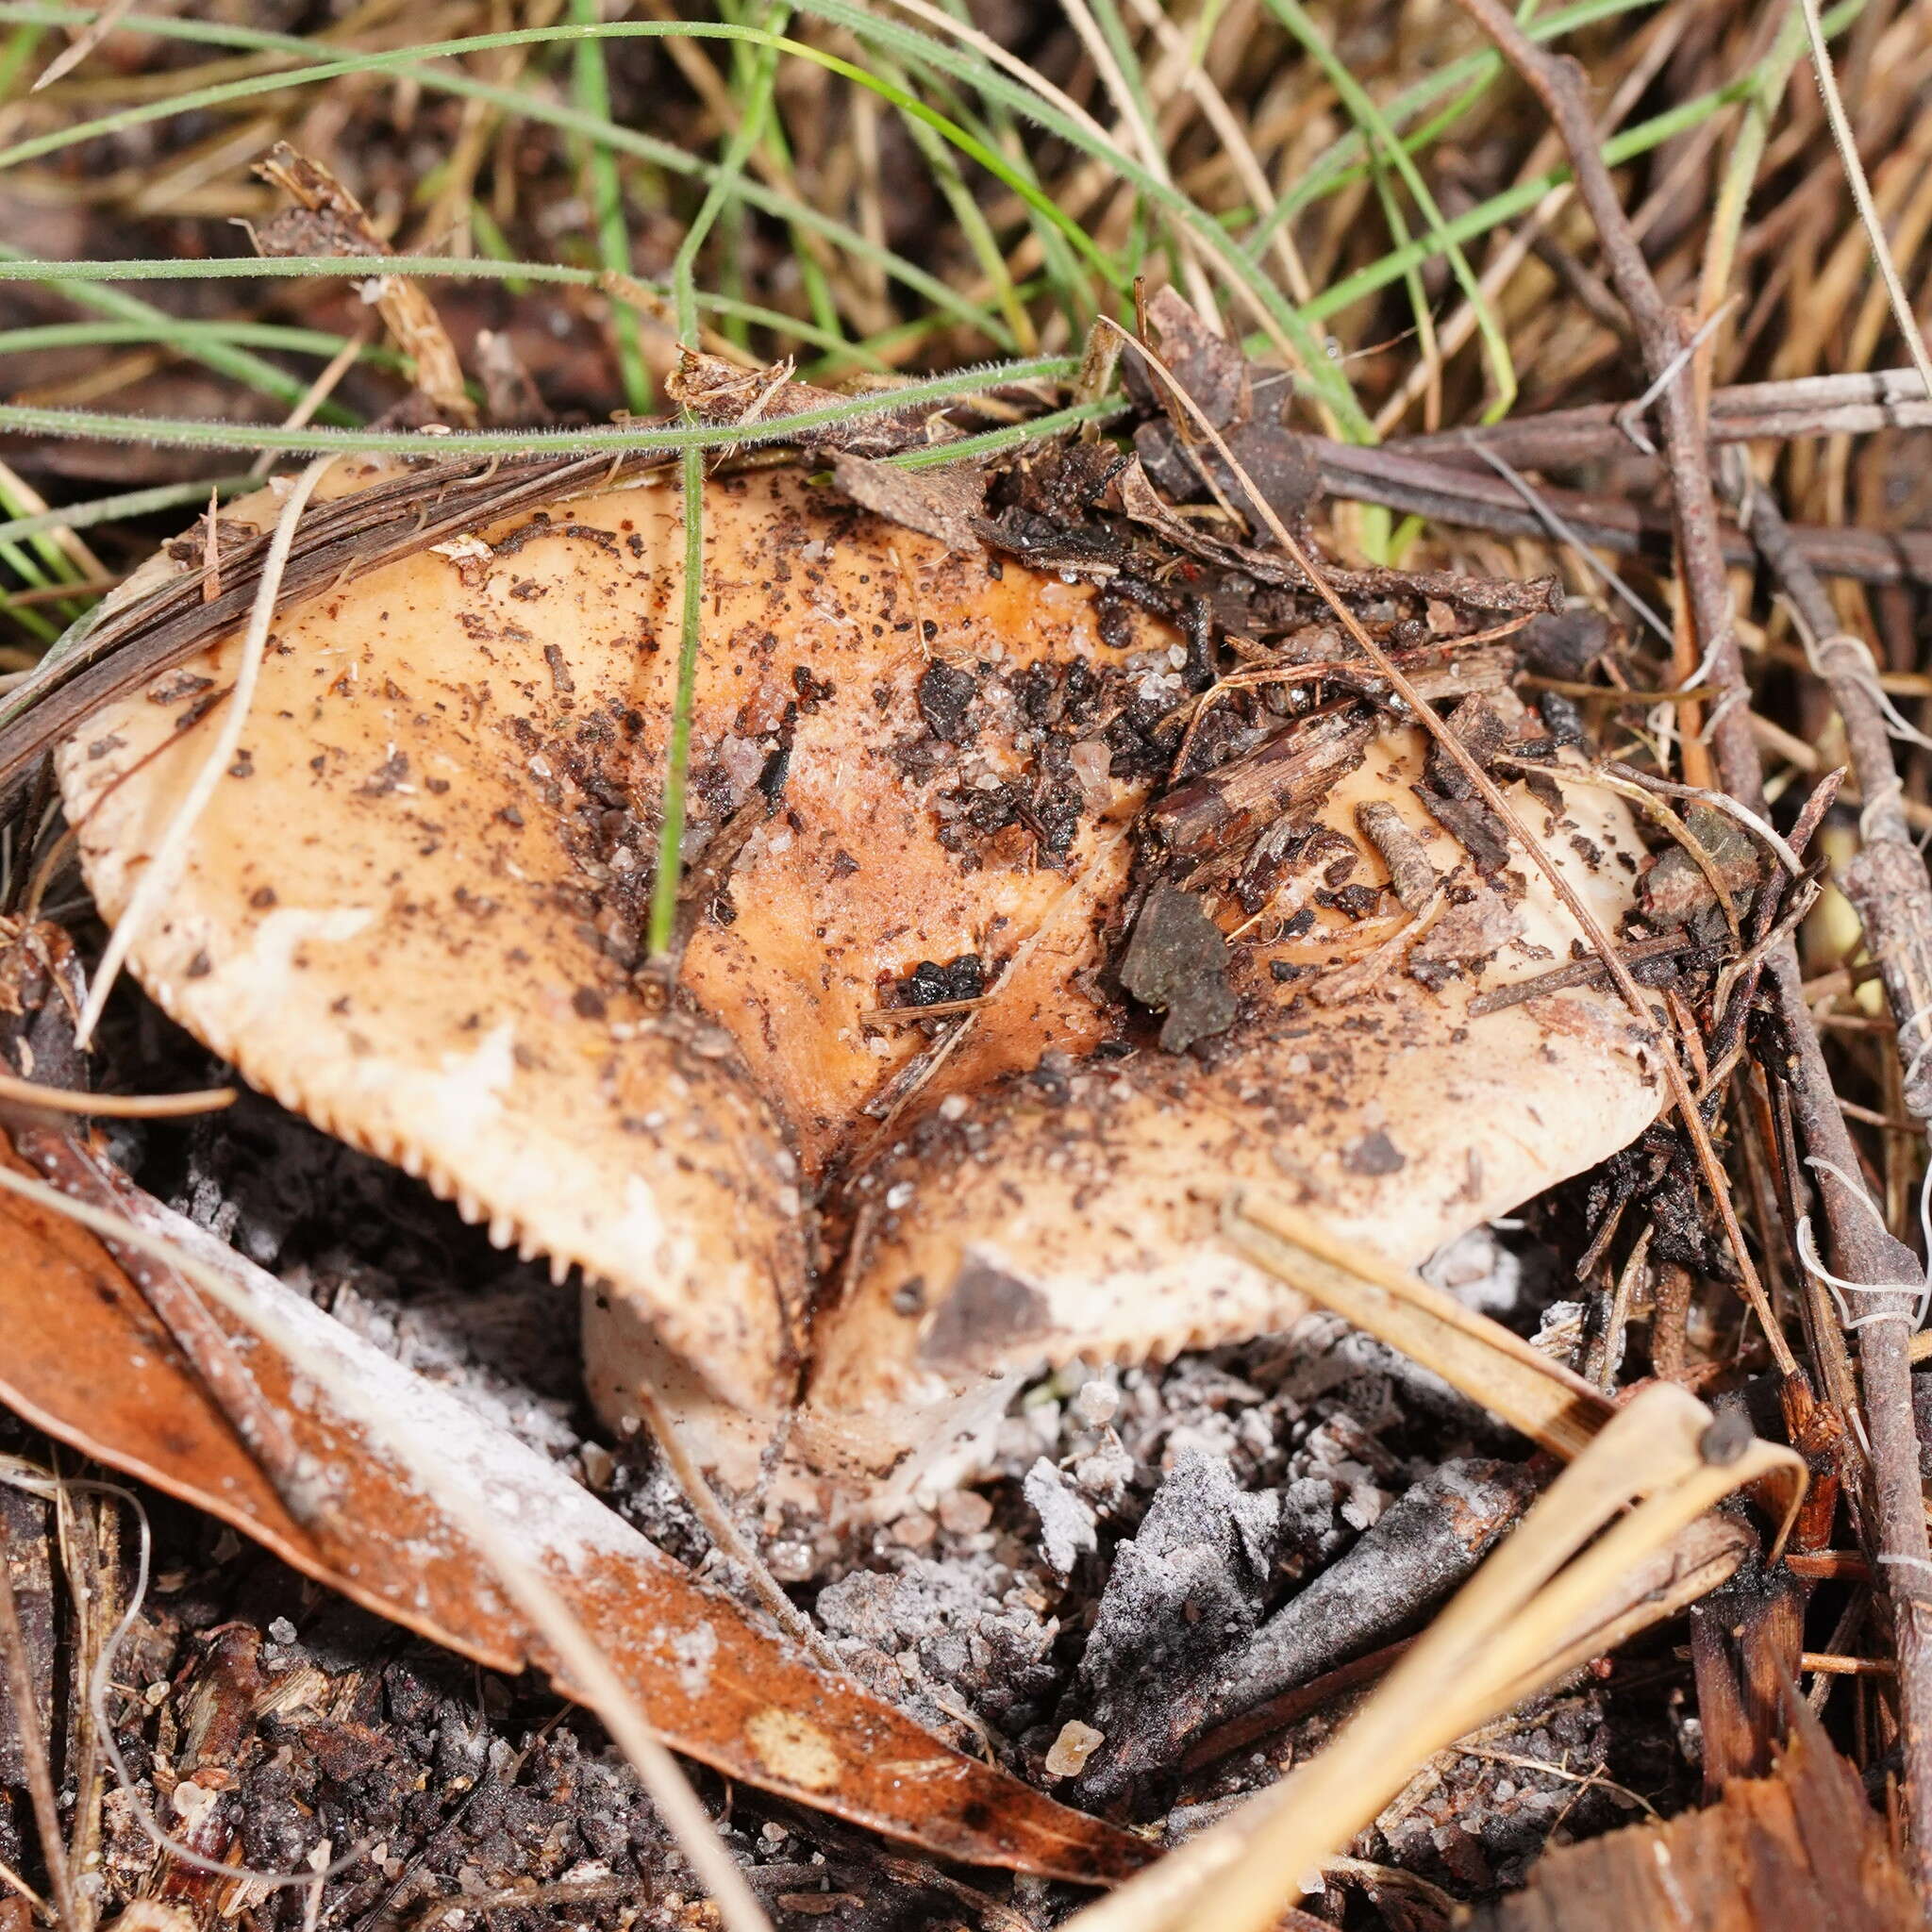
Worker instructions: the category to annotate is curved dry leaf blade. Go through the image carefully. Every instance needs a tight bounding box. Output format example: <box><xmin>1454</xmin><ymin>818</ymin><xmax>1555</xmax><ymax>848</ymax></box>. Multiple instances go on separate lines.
<box><xmin>0</xmin><ymin>1143</ymin><xmax>1146</xmax><ymax>1884</ymax></box>
<box><xmin>1223</xmin><ymin>1187</ymin><xmax>1618</xmax><ymax>1458</ymax></box>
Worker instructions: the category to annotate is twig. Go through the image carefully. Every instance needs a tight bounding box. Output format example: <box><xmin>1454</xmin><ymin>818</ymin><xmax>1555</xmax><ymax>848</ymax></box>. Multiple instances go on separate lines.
<box><xmin>1457</xmin><ymin>439</ymin><xmax>1674</xmax><ymax>646</ymax></box>
<box><xmin>1747</xmin><ymin>491</ymin><xmax>1932</xmax><ymax>1124</ymax></box>
<box><xmin>1443</xmin><ymin>0</ymin><xmax>1932</xmax><ymax>1879</ymax></box>
<box><xmin>1447</xmin><ymin>0</ymin><xmax>1742</xmax><ymax>790</ymax></box>
<box><xmin>1762</xmin><ymin>941</ymin><xmax>1932</xmax><ymax>1894</ymax></box>
<box><xmin>1466</xmin><ymin>933</ymin><xmax>1704</xmax><ymax>1019</ymax></box>
<box><xmin>1309</xmin><ymin>439</ymin><xmax>1932</xmax><ymax>589</ymax></box>
<box><xmin>1396</xmin><ymin>366</ymin><xmax>1932</xmax><ymax>469</ymax></box>
<box><xmin>1742</xmin><ymin>496</ymin><xmax>1932</xmax><ymax>1895</ymax></box>
<box><xmin>0</xmin><ymin>1508</ymin><xmax>75</xmax><ymax>1932</ymax></box>
<box><xmin>1796</xmin><ymin>0</ymin><xmax>1932</xmax><ymax>400</ymax></box>
<box><xmin>628</xmin><ymin>1382</ymin><xmax>845</xmax><ymax>1679</ymax></box>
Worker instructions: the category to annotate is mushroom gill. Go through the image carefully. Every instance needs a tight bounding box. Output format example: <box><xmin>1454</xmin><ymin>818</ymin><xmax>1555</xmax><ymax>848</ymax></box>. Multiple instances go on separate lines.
<box><xmin>57</xmin><ymin>459</ymin><xmax>1666</xmax><ymax>1499</ymax></box>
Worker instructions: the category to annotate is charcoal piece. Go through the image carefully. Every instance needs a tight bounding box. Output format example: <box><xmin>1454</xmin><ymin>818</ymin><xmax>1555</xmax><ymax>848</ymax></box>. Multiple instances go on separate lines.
<box><xmin>1519</xmin><ymin>605</ymin><xmax>1613</xmax><ymax>681</ymax></box>
<box><xmin>1119</xmin><ymin>883</ymin><xmax>1239</xmax><ymax>1053</ymax></box>
<box><xmin>1418</xmin><ymin>786</ymin><xmax>1512</xmax><ymax>875</ymax></box>
<box><xmin>1074</xmin><ymin>1459</ymin><xmax>1538</xmax><ymax>1814</ymax></box>
<box><xmin>1537</xmin><ymin>689</ymin><xmax>1585</xmax><ymax>745</ymax></box>
<box><xmin>1234</xmin><ymin>816</ymin><xmax>1316</xmax><ymax>914</ymax></box>
<box><xmin>1342</xmin><ymin>1129</ymin><xmax>1407</xmax><ymax>1176</ymax></box>
<box><xmin>898</xmin><ymin>954</ymin><xmax>986</xmax><ymax>1008</ymax></box>
<box><xmin>1639</xmin><ymin>804</ymin><xmax>1766</xmax><ymax>931</ymax></box>
<box><xmin>1426</xmin><ymin>695</ymin><xmax>1513</xmax><ymax>801</ymax></box>
<box><xmin>1133</xmin><ymin>417</ymin><xmax>1320</xmax><ymax>529</ymax></box>
<box><xmin>1409</xmin><ymin>889</ymin><xmax>1526</xmax><ymax>984</ymax></box>
<box><xmin>1235</xmin><ymin>1458</ymin><xmax>1538</xmax><ymax>1708</ymax></box>
<box><xmin>1065</xmin><ymin>1454</ymin><xmax>1282</xmax><ymax>1814</ymax></box>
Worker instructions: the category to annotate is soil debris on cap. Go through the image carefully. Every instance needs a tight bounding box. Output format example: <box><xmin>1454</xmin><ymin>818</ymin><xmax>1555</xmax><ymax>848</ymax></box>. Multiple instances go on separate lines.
<box><xmin>1118</xmin><ymin>883</ymin><xmax>1239</xmax><ymax>1053</ymax></box>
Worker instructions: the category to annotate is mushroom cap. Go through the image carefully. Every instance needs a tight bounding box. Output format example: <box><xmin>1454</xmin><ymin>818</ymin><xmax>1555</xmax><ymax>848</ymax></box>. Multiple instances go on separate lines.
<box><xmin>56</xmin><ymin>462</ymin><xmax>1161</xmax><ymax>1416</ymax></box>
<box><xmin>60</xmin><ymin>459</ymin><xmax>1666</xmax><ymax>1492</ymax></box>
<box><xmin>794</xmin><ymin>732</ymin><xmax>1663</xmax><ymax>1479</ymax></box>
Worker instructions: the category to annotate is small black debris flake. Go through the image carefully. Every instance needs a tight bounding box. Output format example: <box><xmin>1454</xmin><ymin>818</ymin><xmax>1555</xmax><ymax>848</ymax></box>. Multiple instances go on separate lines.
<box><xmin>915</xmin><ymin>660</ymin><xmax>978</xmax><ymax>742</ymax></box>
<box><xmin>1120</xmin><ymin>883</ymin><xmax>1238</xmax><ymax>1054</ymax></box>
<box><xmin>1343</xmin><ymin>1128</ymin><xmax>1407</xmax><ymax>1176</ymax></box>
<box><xmin>899</xmin><ymin>953</ymin><xmax>986</xmax><ymax>1008</ymax></box>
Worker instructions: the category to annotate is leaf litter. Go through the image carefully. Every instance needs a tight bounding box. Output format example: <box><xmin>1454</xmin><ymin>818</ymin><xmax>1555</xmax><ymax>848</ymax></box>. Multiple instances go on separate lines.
<box><xmin>0</xmin><ymin>155</ymin><xmax>1918</xmax><ymax>1930</ymax></box>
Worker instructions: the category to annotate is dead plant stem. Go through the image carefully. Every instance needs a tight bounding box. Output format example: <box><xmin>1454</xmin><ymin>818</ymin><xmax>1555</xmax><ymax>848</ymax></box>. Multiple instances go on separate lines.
<box><xmin>1748</xmin><ymin>490</ymin><xmax>1932</xmax><ymax>1123</ymax></box>
<box><xmin>1446</xmin><ymin>0</ymin><xmax>1741</xmax><ymax>788</ymax></box>
<box><xmin>1443</xmin><ymin>0</ymin><xmax>1932</xmax><ymax>1881</ymax></box>
<box><xmin>0</xmin><ymin>1508</ymin><xmax>75</xmax><ymax>1932</ymax></box>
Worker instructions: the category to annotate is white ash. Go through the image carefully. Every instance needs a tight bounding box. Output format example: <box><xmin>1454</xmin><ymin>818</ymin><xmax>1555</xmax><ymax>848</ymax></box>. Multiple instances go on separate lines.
<box><xmin>1533</xmin><ymin>1299</ymin><xmax>1589</xmax><ymax>1366</ymax></box>
<box><xmin>167</xmin><ymin>1092</ymin><xmax>588</xmax><ymax>1470</ymax></box>
<box><xmin>813</xmin><ymin>1558</ymin><xmax>1062</xmax><ymax>1755</ymax></box>
<box><xmin>1053</xmin><ymin>1453</ymin><xmax>1284</xmax><ymax>1800</ymax></box>
<box><xmin>1071</xmin><ymin>1428</ymin><xmax>1136</xmax><ymax>1509</ymax></box>
<box><xmin>314</xmin><ymin>1274</ymin><xmax>583</xmax><ymax>1467</ymax></box>
<box><xmin>1424</xmin><ymin>1224</ymin><xmax>1529</xmax><ymax>1318</ymax></box>
<box><xmin>1023</xmin><ymin>1457</ymin><xmax>1099</xmax><ymax>1578</ymax></box>
<box><xmin>1374</xmin><ymin>1693</ymin><xmax>1626</xmax><ymax>1891</ymax></box>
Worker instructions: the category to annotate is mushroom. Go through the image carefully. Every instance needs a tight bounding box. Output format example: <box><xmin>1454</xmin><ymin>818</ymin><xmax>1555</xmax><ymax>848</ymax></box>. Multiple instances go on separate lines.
<box><xmin>57</xmin><ymin>460</ymin><xmax>1665</xmax><ymax>1505</ymax></box>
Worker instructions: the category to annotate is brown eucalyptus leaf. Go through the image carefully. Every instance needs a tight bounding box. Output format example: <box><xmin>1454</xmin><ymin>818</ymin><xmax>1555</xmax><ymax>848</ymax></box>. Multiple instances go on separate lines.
<box><xmin>0</xmin><ymin>1142</ymin><xmax>1147</xmax><ymax>1884</ymax></box>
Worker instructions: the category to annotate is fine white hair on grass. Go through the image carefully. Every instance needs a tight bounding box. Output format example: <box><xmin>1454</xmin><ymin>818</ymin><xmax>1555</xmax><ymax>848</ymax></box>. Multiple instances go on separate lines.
<box><xmin>1794</xmin><ymin>1153</ymin><xmax>1932</xmax><ymax>1332</ymax></box>
<box><xmin>0</xmin><ymin>1162</ymin><xmax>774</xmax><ymax>1932</ymax></box>
<box><xmin>1457</xmin><ymin>437</ymin><xmax>1676</xmax><ymax>651</ymax></box>
<box><xmin>1611</xmin><ymin>297</ymin><xmax>1738</xmax><ymax>457</ymax></box>
<box><xmin>1798</xmin><ymin>0</ymin><xmax>1932</xmax><ymax>402</ymax></box>
<box><xmin>75</xmin><ymin>455</ymin><xmax>336</xmax><ymax>1050</ymax></box>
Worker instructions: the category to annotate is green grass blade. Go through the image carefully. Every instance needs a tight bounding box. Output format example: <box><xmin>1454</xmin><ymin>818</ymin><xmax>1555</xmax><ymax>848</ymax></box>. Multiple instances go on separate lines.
<box><xmin>0</xmin><ymin>7</ymin><xmax>1010</xmax><ymax>347</ymax></box>
<box><xmin>648</xmin><ymin>443</ymin><xmax>707</xmax><ymax>960</ymax></box>
<box><xmin>570</xmin><ymin>0</ymin><xmax>652</xmax><ymax>412</ymax></box>
<box><xmin>1258</xmin><ymin>0</ymin><xmax>1515</xmax><ymax>417</ymax></box>
<box><xmin>0</xmin><ymin>351</ymin><xmax>1081</xmax><ymax>455</ymax></box>
<box><xmin>0</xmin><ymin>477</ymin><xmax>256</xmax><ymax>548</ymax></box>
<box><xmin>0</xmin><ymin>239</ymin><xmax>355</xmax><ymax>419</ymax></box>
<box><xmin>0</xmin><ymin>6</ymin><xmax>1366</xmax><ymax>431</ymax></box>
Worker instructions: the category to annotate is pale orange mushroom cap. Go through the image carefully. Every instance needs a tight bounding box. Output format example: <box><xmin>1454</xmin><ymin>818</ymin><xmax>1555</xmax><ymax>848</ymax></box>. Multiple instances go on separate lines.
<box><xmin>59</xmin><ymin>459</ymin><xmax>1666</xmax><ymax>1496</ymax></box>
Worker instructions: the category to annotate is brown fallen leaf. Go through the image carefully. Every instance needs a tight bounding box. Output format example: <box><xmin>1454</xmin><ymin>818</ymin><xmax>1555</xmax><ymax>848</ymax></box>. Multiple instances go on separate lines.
<box><xmin>0</xmin><ymin>1140</ymin><xmax>1146</xmax><ymax>1885</ymax></box>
